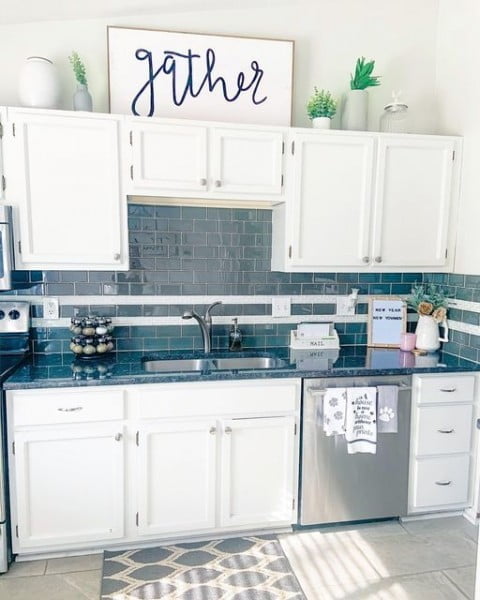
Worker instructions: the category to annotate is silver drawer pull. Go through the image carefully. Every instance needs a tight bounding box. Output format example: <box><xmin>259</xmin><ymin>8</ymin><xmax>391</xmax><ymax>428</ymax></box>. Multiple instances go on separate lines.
<box><xmin>438</xmin><ymin>428</ymin><xmax>454</xmax><ymax>434</ymax></box>
<box><xmin>57</xmin><ymin>406</ymin><xmax>83</xmax><ymax>412</ymax></box>
<box><xmin>435</xmin><ymin>480</ymin><xmax>452</xmax><ymax>486</ymax></box>
<box><xmin>440</xmin><ymin>388</ymin><xmax>457</xmax><ymax>393</ymax></box>
<box><xmin>209</xmin><ymin>427</ymin><xmax>216</xmax><ymax>435</ymax></box>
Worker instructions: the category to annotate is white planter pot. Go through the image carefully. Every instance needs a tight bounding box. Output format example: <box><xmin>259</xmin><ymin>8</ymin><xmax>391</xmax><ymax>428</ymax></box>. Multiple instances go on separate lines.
<box><xmin>342</xmin><ymin>89</ymin><xmax>368</xmax><ymax>131</ymax></box>
<box><xmin>73</xmin><ymin>84</ymin><xmax>93</xmax><ymax>111</ymax></box>
<box><xmin>415</xmin><ymin>314</ymin><xmax>449</xmax><ymax>353</ymax></box>
<box><xmin>312</xmin><ymin>117</ymin><xmax>331</xmax><ymax>129</ymax></box>
<box><xmin>18</xmin><ymin>56</ymin><xmax>60</xmax><ymax>109</ymax></box>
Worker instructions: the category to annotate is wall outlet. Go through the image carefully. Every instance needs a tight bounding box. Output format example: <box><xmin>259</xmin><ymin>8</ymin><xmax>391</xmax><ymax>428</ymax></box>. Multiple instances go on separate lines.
<box><xmin>43</xmin><ymin>297</ymin><xmax>59</xmax><ymax>320</ymax></box>
<box><xmin>272</xmin><ymin>296</ymin><xmax>291</xmax><ymax>318</ymax></box>
<box><xmin>336</xmin><ymin>297</ymin><xmax>355</xmax><ymax>316</ymax></box>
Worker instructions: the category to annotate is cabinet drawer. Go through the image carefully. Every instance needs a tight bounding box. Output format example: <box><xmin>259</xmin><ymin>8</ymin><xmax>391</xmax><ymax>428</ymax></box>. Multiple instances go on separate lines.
<box><xmin>11</xmin><ymin>388</ymin><xmax>125</xmax><ymax>426</ymax></box>
<box><xmin>415</xmin><ymin>375</ymin><xmax>475</xmax><ymax>404</ymax></box>
<box><xmin>412</xmin><ymin>455</ymin><xmax>470</xmax><ymax>509</ymax></box>
<box><xmin>416</xmin><ymin>404</ymin><xmax>473</xmax><ymax>455</ymax></box>
<box><xmin>133</xmin><ymin>380</ymin><xmax>299</xmax><ymax>419</ymax></box>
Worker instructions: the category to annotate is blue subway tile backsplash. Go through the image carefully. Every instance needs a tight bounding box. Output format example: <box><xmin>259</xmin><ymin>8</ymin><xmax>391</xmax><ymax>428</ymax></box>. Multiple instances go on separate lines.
<box><xmin>3</xmin><ymin>204</ymin><xmax>480</xmax><ymax>360</ymax></box>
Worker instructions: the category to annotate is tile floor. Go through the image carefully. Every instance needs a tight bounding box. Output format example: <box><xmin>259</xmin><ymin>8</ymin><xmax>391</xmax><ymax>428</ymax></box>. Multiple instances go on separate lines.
<box><xmin>0</xmin><ymin>516</ymin><xmax>476</xmax><ymax>599</ymax></box>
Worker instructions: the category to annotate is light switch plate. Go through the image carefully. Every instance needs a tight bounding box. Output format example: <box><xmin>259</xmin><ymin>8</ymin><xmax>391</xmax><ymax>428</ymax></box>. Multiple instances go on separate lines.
<box><xmin>336</xmin><ymin>297</ymin><xmax>355</xmax><ymax>316</ymax></box>
<box><xmin>43</xmin><ymin>297</ymin><xmax>59</xmax><ymax>320</ymax></box>
<box><xmin>272</xmin><ymin>296</ymin><xmax>291</xmax><ymax>318</ymax></box>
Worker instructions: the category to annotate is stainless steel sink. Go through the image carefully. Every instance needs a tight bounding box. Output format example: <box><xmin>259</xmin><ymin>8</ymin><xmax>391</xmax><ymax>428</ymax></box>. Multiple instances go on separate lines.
<box><xmin>212</xmin><ymin>356</ymin><xmax>286</xmax><ymax>370</ymax></box>
<box><xmin>142</xmin><ymin>355</ymin><xmax>287</xmax><ymax>373</ymax></box>
<box><xmin>142</xmin><ymin>358</ymin><xmax>213</xmax><ymax>372</ymax></box>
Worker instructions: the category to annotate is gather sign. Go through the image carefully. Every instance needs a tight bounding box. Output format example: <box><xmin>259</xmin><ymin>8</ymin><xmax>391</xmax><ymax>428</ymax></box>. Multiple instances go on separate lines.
<box><xmin>108</xmin><ymin>27</ymin><xmax>294</xmax><ymax>125</ymax></box>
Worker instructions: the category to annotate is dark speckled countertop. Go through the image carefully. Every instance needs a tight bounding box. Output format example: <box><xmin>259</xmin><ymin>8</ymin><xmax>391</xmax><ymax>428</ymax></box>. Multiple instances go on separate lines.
<box><xmin>4</xmin><ymin>346</ymin><xmax>480</xmax><ymax>390</ymax></box>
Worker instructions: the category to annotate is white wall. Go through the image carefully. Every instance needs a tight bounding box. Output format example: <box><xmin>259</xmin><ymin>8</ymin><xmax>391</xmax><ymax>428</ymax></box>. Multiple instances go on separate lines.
<box><xmin>0</xmin><ymin>0</ymin><xmax>440</xmax><ymax>132</ymax></box>
<box><xmin>436</xmin><ymin>0</ymin><xmax>480</xmax><ymax>274</ymax></box>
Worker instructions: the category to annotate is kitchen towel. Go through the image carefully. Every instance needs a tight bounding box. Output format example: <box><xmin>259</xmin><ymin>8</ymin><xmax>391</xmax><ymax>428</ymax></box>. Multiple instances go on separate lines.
<box><xmin>345</xmin><ymin>387</ymin><xmax>377</xmax><ymax>454</ymax></box>
<box><xmin>322</xmin><ymin>387</ymin><xmax>347</xmax><ymax>436</ymax></box>
<box><xmin>377</xmin><ymin>385</ymin><xmax>399</xmax><ymax>433</ymax></box>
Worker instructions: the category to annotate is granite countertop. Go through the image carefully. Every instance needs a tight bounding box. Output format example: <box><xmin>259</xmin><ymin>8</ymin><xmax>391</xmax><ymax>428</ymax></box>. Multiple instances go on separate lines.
<box><xmin>4</xmin><ymin>346</ymin><xmax>480</xmax><ymax>390</ymax></box>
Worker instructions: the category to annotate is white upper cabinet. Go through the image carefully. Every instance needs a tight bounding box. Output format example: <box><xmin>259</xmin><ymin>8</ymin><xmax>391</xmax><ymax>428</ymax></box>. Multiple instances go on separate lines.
<box><xmin>371</xmin><ymin>136</ymin><xmax>456</xmax><ymax>268</ymax></box>
<box><xmin>283</xmin><ymin>132</ymin><xmax>375</xmax><ymax>269</ymax></box>
<box><xmin>130</xmin><ymin>121</ymin><xmax>208</xmax><ymax>193</ymax></box>
<box><xmin>272</xmin><ymin>130</ymin><xmax>460</xmax><ymax>272</ymax></box>
<box><xmin>3</xmin><ymin>108</ymin><xmax>129</xmax><ymax>270</ymax></box>
<box><xmin>127</xmin><ymin>118</ymin><xmax>285</xmax><ymax>202</ymax></box>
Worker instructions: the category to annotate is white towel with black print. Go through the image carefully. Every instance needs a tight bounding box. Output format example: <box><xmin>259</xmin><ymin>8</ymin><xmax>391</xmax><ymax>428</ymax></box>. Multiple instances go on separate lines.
<box><xmin>345</xmin><ymin>387</ymin><xmax>377</xmax><ymax>454</ymax></box>
<box><xmin>322</xmin><ymin>388</ymin><xmax>347</xmax><ymax>436</ymax></box>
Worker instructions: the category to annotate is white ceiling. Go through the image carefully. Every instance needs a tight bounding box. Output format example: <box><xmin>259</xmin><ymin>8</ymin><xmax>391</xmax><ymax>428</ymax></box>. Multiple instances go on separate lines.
<box><xmin>0</xmin><ymin>0</ymin><xmax>294</xmax><ymax>25</ymax></box>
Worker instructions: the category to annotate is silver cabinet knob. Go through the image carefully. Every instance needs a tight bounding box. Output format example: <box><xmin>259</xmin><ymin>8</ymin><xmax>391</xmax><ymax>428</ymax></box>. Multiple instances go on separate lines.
<box><xmin>214</xmin><ymin>180</ymin><xmax>221</xmax><ymax>188</ymax></box>
<box><xmin>362</xmin><ymin>256</ymin><xmax>369</xmax><ymax>263</ymax></box>
<box><xmin>209</xmin><ymin>427</ymin><xmax>216</xmax><ymax>435</ymax></box>
<box><xmin>115</xmin><ymin>433</ymin><xmax>123</xmax><ymax>442</ymax></box>
<box><xmin>200</xmin><ymin>178</ymin><xmax>207</xmax><ymax>186</ymax></box>
<box><xmin>114</xmin><ymin>253</ymin><xmax>121</xmax><ymax>261</ymax></box>
<box><xmin>224</xmin><ymin>426</ymin><xmax>232</xmax><ymax>434</ymax></box>
<box><xmin>374</xmin><ymin>256</ymin><xmax>382</xmax><ymax>263</ymax></box>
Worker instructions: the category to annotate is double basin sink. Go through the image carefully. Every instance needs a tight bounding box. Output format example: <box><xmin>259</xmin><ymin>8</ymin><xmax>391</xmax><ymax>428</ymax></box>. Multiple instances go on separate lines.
<box><xmin>142</xmin><ymin>353</ymin><xmax>287</xmax><ymax>373</ymax></box>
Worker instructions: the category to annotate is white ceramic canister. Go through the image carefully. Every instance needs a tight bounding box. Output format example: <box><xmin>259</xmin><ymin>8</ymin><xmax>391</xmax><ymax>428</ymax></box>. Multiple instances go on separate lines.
<box><xmin>18</xmin><ymin>56</ymin><xmax>61</xmax><ymax>109</ymax></box>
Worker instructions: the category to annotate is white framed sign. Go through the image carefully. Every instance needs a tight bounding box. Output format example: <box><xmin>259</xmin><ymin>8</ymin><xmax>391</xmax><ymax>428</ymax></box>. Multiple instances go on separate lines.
<box><xmin>107</xmin><ymin>26</ymin><xmax>294</xmax><ymax>125</ymax></box>
<box><xmin>367</xmin><ymin>296</ymin><xmax>407</xmax><ymax>348</ymax></box>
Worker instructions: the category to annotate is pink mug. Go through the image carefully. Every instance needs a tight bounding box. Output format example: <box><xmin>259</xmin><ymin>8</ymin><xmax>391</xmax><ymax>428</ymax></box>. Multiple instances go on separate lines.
<box><xmin>400</xmin><ymin>332</ymin><xmax>416</xmax><ymax>352</ymax></box>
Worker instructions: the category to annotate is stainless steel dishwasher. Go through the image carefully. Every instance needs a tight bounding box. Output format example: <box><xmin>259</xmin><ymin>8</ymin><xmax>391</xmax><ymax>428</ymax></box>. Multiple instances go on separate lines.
<box><xmin>300</xmin><ymin>375</ymin><xmax>412</xmax><ymax>526</ymax></box>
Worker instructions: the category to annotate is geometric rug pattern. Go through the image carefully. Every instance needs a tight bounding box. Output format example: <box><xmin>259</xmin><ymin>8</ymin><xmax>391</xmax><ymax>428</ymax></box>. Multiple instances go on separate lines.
<box><xmin>101</xmin><ymin>535</ymin><xmax>306</xmax><ymax>600</ymax></box>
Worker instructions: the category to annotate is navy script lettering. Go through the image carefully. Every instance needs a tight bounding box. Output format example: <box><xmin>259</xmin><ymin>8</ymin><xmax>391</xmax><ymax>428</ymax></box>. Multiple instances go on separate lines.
<box><xmin>131</xmin><ymin>47</ymin><xmax>267</xmax><ymax>116</ymax></box>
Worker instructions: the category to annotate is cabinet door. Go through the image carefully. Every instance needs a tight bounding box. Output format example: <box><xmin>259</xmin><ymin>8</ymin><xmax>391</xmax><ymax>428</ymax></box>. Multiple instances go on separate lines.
<box><xmin>130</xmin><ymin>121</ymin><xmax>207</xmax><ymax>193</ymax></box>
<box><xmin>0</xmin><ymin>107</ymin><xmax>6</xmax><ymax>202</ymax></box>
<box><xmin>13</xmin><ymin>424</ymin><xmax>124</xmax><ymax>549</ymax></box>
<box><xmin>6</xmin><ymin>110</ymin><xmax>128</xmax><ymax>270</ymax></box>
<box><xmin>210</xmin><ymin>128</ymin><xmax>283</xmax><ymax>196</ymax></box>
<box><xmin>137</xmin><ymin>420</ymin><xmax>216</xmax><ymax>536</ymax></box>
<box><xmin>371</xmin><ymin>136</ymin><xmax>456</xmax><ymax>268</ymax></box>
<box><xmin>289</xmin><ymin>133</ymin><xmax>375</xmax><ymax>268</ymax></box>
<box><xmin>220</xmin><ymin>416</ymin><xmax>296</xmax><ymax>528</ymax></box>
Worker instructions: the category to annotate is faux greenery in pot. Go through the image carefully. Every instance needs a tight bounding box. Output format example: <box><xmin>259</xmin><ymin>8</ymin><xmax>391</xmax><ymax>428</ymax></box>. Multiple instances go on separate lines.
<box><xmin>350</xmin><ymin>57</ymin><xmax>381</xmax><ymax>90</ymax></box>
<box><xmin>307</xmin><ymin>87</ymin><xmax>337</xmax><ymax>119</ymax></box>
<box><xmin>406</xmin><ymin>284</ymin><xmax>449</xmax><ymax>323</ymax></box>
<box><xmin>68</xmin><ymin>51</ymin><xmax>92</xmax><ymax>111</ymax></box>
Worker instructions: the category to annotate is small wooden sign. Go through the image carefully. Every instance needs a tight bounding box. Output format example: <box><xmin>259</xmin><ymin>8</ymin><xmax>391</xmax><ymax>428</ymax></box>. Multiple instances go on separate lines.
<box><xmin>367</xmin><ymin>296</ymin><xmax>406</xmax><ymax>348</ymax></box>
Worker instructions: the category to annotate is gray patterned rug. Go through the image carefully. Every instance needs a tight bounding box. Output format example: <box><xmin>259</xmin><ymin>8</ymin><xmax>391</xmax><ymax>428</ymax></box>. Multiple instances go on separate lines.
<box><xmin>101</xmin><ymin>535</ymin><xmax>306</xmax><ymax>599</ymax></box>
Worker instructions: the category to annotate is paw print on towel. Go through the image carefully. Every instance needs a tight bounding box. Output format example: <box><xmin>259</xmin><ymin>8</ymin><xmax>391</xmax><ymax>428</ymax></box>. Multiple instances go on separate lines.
<box><xmin>329</xmin><ymin>397</ymin><xmax>339</xmax><ymax>407</ymax></box>
<box><xmin>379</xmin><ymin>407</ymin><xmax>395</xmax><ymax>422</ymax></box>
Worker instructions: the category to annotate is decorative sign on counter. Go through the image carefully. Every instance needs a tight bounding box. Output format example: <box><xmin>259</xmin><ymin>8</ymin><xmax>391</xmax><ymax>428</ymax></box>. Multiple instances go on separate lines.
<box><xmin>367</xmin><ymin>296</ymin><xmax>406</xmax><ymax>348</ymax></box>
<box><xmin>107</xmin><ymin>26</ymin><xmax>294</xmax><ymax>125</ymax></box>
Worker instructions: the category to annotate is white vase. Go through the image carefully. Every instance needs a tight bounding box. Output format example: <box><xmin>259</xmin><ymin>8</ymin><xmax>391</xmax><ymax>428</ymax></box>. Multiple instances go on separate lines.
<box><xmin>73</xmin><ymin>84</ymin><xmax>93</xmax><ymax>111</ymax></box>
<box><xmin>18</xmin><ymin>56</ymin><xmax>60</xmax><ymax>109</ymax></box>
<box><xmin>312</xmin><ymin>117</ymin><xmax>331</xmax><ymax>129</ymax></box>
<box><xmin>342</xmin><ymin>89</ymin><xmax>368</xmax><ymax>131</ymax></box>
<box><xmin>415</xmin><ymin>314</ymin><xmax>449</xmax><ymax>352</ymax></box>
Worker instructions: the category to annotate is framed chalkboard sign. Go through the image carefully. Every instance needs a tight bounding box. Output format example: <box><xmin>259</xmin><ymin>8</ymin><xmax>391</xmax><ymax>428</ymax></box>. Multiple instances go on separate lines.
<box><xmin>367</xmin><ymin>296</ymin><xmax>407</xmax><ymax>348</ymax></box>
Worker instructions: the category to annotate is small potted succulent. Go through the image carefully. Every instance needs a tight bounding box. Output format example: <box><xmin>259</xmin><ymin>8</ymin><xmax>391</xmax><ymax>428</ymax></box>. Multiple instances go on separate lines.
<box><xmin>407</xmin><ymin>284</ymin><xmax>449</xmax><ymax>352</ymax></box>
<box><xmin>69</xmin><ymin>51</ymin><xmax>92</xmax><ymax>112</ymax></box>
<box><xmin>307</xmin><ymin>87</ymin><xmax>337</xmax><ymax>129</ymax></box>
<box><xmin>343</xmin><ymin>56</ymin><xmax>381</xmax><ymax>131</ymax></box>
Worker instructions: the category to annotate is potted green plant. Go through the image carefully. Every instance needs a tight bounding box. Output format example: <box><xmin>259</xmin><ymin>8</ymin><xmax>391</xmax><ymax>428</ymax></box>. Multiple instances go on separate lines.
<box><xmin>407</xmin><ymin>284</ymin><xmax>449</xmax><ymax>352</ymax></box>
<box><xmin>306</xmin><ymin>87</ymin><xmax>337</xmax><ymax>129</ymax></box>
<box><xmin>69</xmin><ymin>51</ymin><xmax>92</xmax><ymax>111</ymax></box>
<box><xmin>343</xmin><ymin>56</ymin><xmax>381</xmax><ymax>131</ymax></box>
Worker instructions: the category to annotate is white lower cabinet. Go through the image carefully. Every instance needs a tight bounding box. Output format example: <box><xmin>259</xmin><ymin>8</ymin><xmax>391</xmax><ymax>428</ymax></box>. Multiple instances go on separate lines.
<box><xmin>13</xmin><ymin>423</ymin><xmax>125</xmax><ymax>549</ymax></box>
<box><xmin>137</xmin><ymin>419</ymin><xmax>217</xmax><ymax>536</ymax></box>
<box><xmin>408</xmin><ymin>373</ymin><xmax>478</xmax><ymax>514</ymax></box>
<box><xmin>7</xmin><ymin>379</ymin><xmax>300</xmax><ymax>555</ymax></box>
<box><xmin>219</xmin><ymin>416</ymin><xmax>295</xmax><ymax>528</ymax></box>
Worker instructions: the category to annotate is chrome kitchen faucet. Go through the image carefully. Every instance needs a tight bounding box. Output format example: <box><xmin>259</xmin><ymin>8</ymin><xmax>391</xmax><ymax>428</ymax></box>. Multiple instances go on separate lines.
<box><xmin>182</xmin><ymin>301</ymin><xmax>222</xmax><ymax>353</ymax></box>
